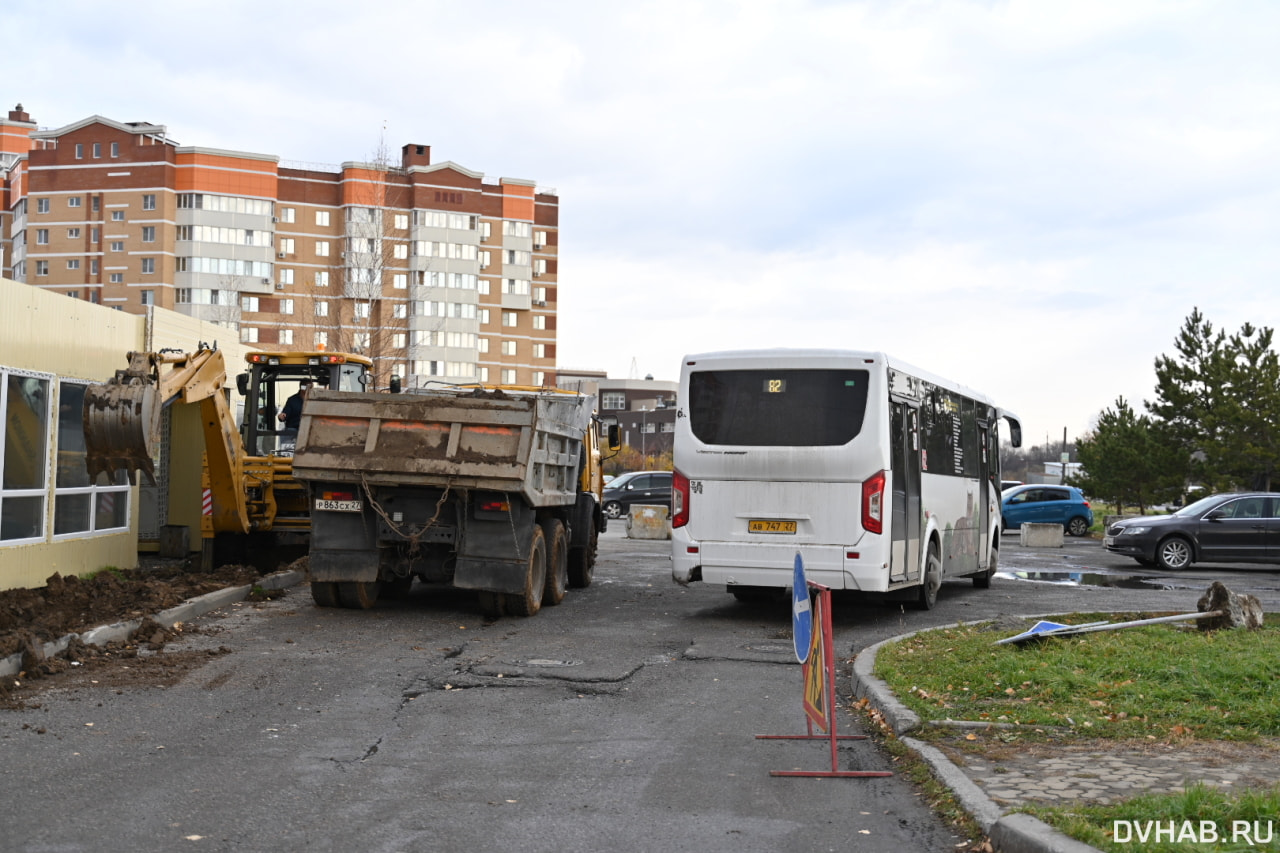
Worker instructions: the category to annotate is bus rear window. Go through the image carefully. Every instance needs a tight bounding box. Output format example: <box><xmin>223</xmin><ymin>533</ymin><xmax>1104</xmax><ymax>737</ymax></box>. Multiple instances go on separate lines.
<box><xmin>688</xmin><ymin>369</ymin><xmax>870</xmax><ymax>446</ymax></box>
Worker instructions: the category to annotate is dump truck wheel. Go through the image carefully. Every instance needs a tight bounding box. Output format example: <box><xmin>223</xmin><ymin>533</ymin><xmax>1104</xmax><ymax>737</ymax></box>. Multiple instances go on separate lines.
<box><xmin>568</xmin><ymin>517</ymin><xmax>597</xmax><ymax>589</ymax></box>
<box><xmin>541</xmin><ymin>519</ymin><xmax>568</xmax><ymax>606</ymax></box>
<box><xmin>477</xmin><ymin>592</ymin><xmax>505</xmax><ymax>618</ymax></box>
<box><xmin>505</xmin><ymin>525</ymin><xmax>546</xmax><ymax>617</ymax></box>
<box><xmin>311</xmin><ymin>581</ymin><xmax>340</xmax><ymax>607</ymax></box>
<box><xmin>338</xmin><ymin>581</ymin><xmax>380</xmax><ymax>609</ymax></box>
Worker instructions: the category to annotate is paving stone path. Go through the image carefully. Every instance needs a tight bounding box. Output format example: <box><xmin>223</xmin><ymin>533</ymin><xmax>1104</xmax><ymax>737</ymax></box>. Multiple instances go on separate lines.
<box><xmin>936</xmin><ymin>737</ymin><xmax>1280</xmax><ymax>808</ymax></box>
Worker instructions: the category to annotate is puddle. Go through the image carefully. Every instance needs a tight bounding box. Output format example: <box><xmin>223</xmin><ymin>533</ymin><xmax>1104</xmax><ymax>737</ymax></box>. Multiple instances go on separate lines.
<box><xmin>997</xmin><ymin>570</ymin><xmax>1177</xmax><ymax>590</ymax></box>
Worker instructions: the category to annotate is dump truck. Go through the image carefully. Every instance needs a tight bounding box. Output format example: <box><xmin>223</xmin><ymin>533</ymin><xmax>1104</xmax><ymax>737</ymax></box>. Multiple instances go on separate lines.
<box><xmin>82</xmin><ymin>344</ymin><xmax>372</xmax><ymax>569</ymax></box>
<box><xmin>290</xmin><ymin>385</ymin><xmax>619</xmax><ymax>616</ymax></box>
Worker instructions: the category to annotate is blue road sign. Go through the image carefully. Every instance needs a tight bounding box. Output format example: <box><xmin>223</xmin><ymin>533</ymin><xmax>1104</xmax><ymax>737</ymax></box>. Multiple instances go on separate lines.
<box><xmin>792</xmin><ymin>552</ymin><xmax>813</xmax><ymax>663</ymax></box>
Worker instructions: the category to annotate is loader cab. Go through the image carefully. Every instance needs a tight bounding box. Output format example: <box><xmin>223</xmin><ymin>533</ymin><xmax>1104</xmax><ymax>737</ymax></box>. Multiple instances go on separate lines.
<box><xmin>237</xmin><ymin>352</ymin><xmax>372</xmax><ymax>457</ymax></box>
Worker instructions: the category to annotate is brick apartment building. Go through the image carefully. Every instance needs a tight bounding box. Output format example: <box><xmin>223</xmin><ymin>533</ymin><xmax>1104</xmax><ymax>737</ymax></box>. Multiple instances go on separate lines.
<box><xmin>0</xmin><ymin>104</ymin><xmax>559</xmax><ymax>389</ymax></box>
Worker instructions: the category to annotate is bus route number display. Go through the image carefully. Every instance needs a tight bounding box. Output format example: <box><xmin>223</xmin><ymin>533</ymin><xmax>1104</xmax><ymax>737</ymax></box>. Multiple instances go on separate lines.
<box><xmin>763</xmin><ymin>378</ymin><xmax>787</xmax><ymax>393</ymax></box>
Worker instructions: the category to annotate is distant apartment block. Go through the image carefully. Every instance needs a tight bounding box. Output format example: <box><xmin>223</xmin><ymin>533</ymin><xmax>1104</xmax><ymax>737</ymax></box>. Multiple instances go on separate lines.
<box><xmin>0</xmin><ymin>104</ymin><xmax>560</xmax><ymax>389</ymax></box>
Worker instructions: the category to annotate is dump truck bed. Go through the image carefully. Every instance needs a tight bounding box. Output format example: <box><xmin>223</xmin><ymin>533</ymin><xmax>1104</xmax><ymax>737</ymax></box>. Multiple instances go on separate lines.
<box><xmin>291</xmin><ymin>387</ymin><xmax>591</xmax><ymax>507</ymax></box>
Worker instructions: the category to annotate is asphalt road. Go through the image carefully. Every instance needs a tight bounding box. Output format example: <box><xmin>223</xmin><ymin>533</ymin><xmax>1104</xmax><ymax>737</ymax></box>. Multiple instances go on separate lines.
<box><xmin>2</xmin><ymin>529</ymin><xmax>1276</xmax><ymax>853</ymax></box>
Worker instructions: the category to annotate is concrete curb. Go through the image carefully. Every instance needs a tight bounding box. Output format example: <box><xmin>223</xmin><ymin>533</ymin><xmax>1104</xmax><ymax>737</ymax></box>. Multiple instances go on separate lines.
<box><xmin>853</xmin><ymin>627</ymin><xmax>1105</xmax><ymax>853</ymax></box>
<box><xmin>0</xmin><ymin>568</ymin><xmax>304</xmax><ymax>679</ymax></box>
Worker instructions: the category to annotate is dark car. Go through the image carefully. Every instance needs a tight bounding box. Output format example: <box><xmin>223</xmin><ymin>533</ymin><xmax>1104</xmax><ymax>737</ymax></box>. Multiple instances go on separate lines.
<box><xmin>1001</xmin><ymin>484</ymin><xmax>1095</xmax><ymax>537</ymax></box>
<box><xmin>601</xmin><ymin>470</ymin><xmax>672</xmax><ymax>519</ymax></box>
<box><xmin>1104</xmin><ymin>492</ymin><xmax>1280</xmax><ymax>570</ymax></box>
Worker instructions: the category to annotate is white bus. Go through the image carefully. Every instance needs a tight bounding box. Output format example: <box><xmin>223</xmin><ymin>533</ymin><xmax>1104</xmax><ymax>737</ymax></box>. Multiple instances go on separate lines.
<box><xmin>670</xmin><ymin>349</ymin><xmax>1022</xmax><ymax>609</ymax></box>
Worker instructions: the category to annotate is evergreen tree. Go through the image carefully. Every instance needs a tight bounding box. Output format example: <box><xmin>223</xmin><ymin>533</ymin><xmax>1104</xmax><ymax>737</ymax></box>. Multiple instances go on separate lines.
<box><xmin>1073</xmin><ymin>397</ymin><xmax>1182</xmax><ymax>513</ymax></box>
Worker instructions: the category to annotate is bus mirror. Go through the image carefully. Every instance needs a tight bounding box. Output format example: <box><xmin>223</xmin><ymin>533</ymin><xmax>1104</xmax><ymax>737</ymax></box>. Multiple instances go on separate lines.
<box><xmin>607</xmin><ymin>424</ymin><xmax>621</xmax><ymax>451</ymax></box>
<box><xmin>236</xmin><ymin>373</ymin><xmax>249</xmax><ymax>396</ymax></box>
<box><xmin>359</xmin><ymin>372</ymin><xmax>370</xmax><ymax>386</ymax></box>
<box><xmin>390</xmin><ymin>375</ymin><xmax>402</xmax><ymax>394</ymax></box>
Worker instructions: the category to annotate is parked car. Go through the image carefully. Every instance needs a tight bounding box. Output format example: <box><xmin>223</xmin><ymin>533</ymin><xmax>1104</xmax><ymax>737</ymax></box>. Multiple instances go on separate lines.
<box><xmin>601</xmin><ymin>470</ymin><xmax>673</xmax><ymax>519</ymax></box>
<box><xmin>1001</xmin><ymin>484</ymin><xmax>1094</xmax><ymax>537</ymax></box>
<box><xmin>1104</xmin><ymin>492</ymin><xmax>1280</xmax><ymax>570</ymax></box>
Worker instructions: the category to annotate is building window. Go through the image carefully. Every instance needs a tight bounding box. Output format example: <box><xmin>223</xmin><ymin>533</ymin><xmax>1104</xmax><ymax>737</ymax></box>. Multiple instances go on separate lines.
<box><xmin>280</xmin><ymin>299</ymin><xmax>294</xmax><ymax>315</ymax></box>
<box><xmin>479</xmin><ymin>309</ymin><xmax>490</xmax><ymax>325</ymax></box>
<box><xmin>393</xmin><ymin>243</ymin><xmax>408</xmax><ymax>260</ymax></box>
<box><xmin>533</xmin><ymin>315</ymin><xmax>546</xmax><ymax>330</ymax></box>
<box><xmin>35</xmin><ymin>261</ymin><xmax>49</xmax><ymax>276</ymax></box>
<box><xmin>92</xmin><ymin>143</ymin><xmax>101</xmax><ymax>158</ymax></box>
<box><xmin>242</xmin><ymin>296</ymin><xmax>259</xmax><ymax>312</ymax></box>
<box><xmin>316</xmin><ymin>241</ymin><xmax>330</xmax><ymax>256</ymax></box>
<box><xmin>314</xmin><ymin>331</ymin><xmax>328</xmax><ymax>347</ymax></box>
<box><xmin>75</xmin><ymin>144</ymin><xmax>84</xmax><ymax>159</ymax></box>
<box><xmin>90</xmin><ymin>260</ymin><xmax>99</xmax><ymax>275</ymax></box>
<box><xmin>91</xmin><ymin>197</ymin><xmax>100</xmax><ymax>212</ymax></box>
<box><xmin>601</xmin><ymin>392</ymin><xmax>626</xmax><ymax>410</ymax></box>
<box><xmin>279</xmin><ymin>329</ymin><xmax>294</xmax><ymax>345</ymax></box>
<box><xmin>280</xmin><ymin>207</ymin><xmax>295</xmax><ymax>223</ymax></box>
<box><xmin>533</xmin><ymin>344</ymin><xmax>546</xmax><ymax>359</ymax></box>
<box><xmin>391</xmin><ymin>303</ymin><xmax>405</xmax><ymax>319</ymax></box>
<box><xmin>142</xmin><ymin>226</ymin><xmax>156</xmax><ymax>243</ymax></box>
<box><xmin>393</xmin><ymin>333</ymin><xmax>406</xmax><ymax>349</ymax></box>
<box><xmin>67</xmin><ymin>260</ymin><xmax>81</xmax><ymax>271</ymax></box>
<box><xmin>279</xmin><ymin>269</ymin><xmax>294</xmax><ymax>286</ymax></box>
<box><xmin>315</xmin><ymin>271</ymin><xmax>329</xmax><ymax>287</ymax></box>
<box><xmin>68</xmin><ymin>197</ymin><xmax>81</xmax><ymax>209</ymax></box>
<box><xmin>140</xmin><ymin>290</ymin><xmax>154</xmax><ymax>306</ymax></box>
<box><xmin>110</xmin><ymin>242</ymin><xmax>124</xmax><ymax>252</ymax></box>
<box><xmin>241</xmin><ymin>327</ymin><xmax>259</xmax><ymax>344</ymax></box>
<box><xmin>111</xmin><ymin>211</ymin><xmax>125</xmax><ymax>222</ymax></box>
<box><xmin>1</xmin><ymin>370</ymin><xmax>52</xmax><ymax>542</ymax></box>
<box><xmin>111</xmin><ymin>142</ymin><xmax>119</xmax><ymax>157</ymax></box>
<box><xmin>37</xmin><ymin>198</ymin><xmax>50</xmax><ymax>214</ymax></box>
<box><xmin>315</xmin><ymin>301</ymin><xmax>329</xmax><ymax>317</ymax></box>
<box><xmin>142</xmin><ymin>194</ymin><xmax>156</xmax><ymax>210</ymax></box>
<box><xmin>478</xmin><ymin>338</ymin><xmax>489</xmax><ymax>354</ymax></box>
<box><xmin>278</xmin><ymin>238</ymin><xmax>294</xmax><ymax>255</ymax></box>
<box><xmin>501</xmin><ymin>340</ymin><xmax>517</xmax><ymax>356</ymax></box>
<box><xmin>68</xmin><ymin>227</ymin><xmax>81</xmax><ymax>239</ymax></box>
<box><xmin>354</xmin><ymin>303</ymin><xmax>370</xmax><ymax>319</ymax></box>
<box><xmin>316</xmin><ymin>211</ymin><xmax>330</xmax><ymax>226</ymax></box>
<box><xmin>109</xmin><ymin>273</ymin><xmax>124</xmax><ymax>284</ymax></box>
<box><xmin>393</xmin><ymin>273</ymin><xmax>407</xmax><ymax>290</ymax></box>
<box><xmin>36</xmin><ymin>229</ymin><xmax>49</xmax><ymax>245</ymax></box>
<box><xmin>394</xmin><ymin>214</ymin><xmax>408</xmax><ymax>230</ymax></box>
<box><xmin>141</xmin><ymin>259</ymin><xmax>155</xmax><ymax>274</ymax></box>
<box><xmin>503</xmin><ymin>311</ymin><xmax>517</xmax><ymax>327</ymax></box>
<box><xmin>501</xmin><ymin>369</ymin><xmax>517</xmax><ymax>384</ymax></box>
<box><xmin>91</xmin><ymin>227</ymin><xmax>100</xmax><ymax>243</ymax></box>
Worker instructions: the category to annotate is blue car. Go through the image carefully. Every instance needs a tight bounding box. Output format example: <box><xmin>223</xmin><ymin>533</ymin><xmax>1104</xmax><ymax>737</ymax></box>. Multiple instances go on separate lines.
<box><xmin>1001</xmin><ymin>485</ymin><xmax>1094</xmax><ymax>537</ymax></box>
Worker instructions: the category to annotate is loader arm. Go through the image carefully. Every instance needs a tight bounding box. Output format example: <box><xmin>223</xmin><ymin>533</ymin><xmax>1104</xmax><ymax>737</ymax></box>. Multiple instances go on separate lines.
<box><xmin>83</xmin><ymin>346</ymin><xmax>251</xmax><ymax>535</ymax></box>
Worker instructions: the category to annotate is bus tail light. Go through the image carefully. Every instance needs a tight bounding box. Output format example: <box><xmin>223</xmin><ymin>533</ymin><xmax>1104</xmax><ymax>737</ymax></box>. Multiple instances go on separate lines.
<box><xmin>862</xmin><ymin>470</ymin><xmax>886</xmax><ymax>534</ymax></box>
<box><xmin>672</xmin><ymin>468</ymin><xmax>690</xmax><ymax>528</ymax></box>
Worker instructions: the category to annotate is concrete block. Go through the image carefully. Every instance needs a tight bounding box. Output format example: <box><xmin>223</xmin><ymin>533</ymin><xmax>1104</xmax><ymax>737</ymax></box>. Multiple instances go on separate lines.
<box><xmin>627</xmin><ymin>504</ymin><xmax>670</xmax><ymax>540</ymax></box>
<box><xmin>1019</xmin><ymin>523</ymin><xmax>1064</xmax><ymax>547</ymax></box>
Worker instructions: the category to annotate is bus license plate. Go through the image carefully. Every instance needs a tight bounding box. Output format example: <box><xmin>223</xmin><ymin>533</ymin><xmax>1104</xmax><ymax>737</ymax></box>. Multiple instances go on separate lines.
<box><xmin>315</xmin><ymin>499</ymin><xmax>362</xmax><ymax>512</ymax></box>
<box><xmin>749</xmin><ymin>520</ymin><xmax>797</xmax><ymax>534</ymax></box>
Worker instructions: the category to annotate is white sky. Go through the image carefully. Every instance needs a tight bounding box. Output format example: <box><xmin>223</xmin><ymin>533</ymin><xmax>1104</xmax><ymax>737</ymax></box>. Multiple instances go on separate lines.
<box><xmin>11</xmin><ymin>0</ymin><xmax>1280</xmax><ymax>445</ymax></box>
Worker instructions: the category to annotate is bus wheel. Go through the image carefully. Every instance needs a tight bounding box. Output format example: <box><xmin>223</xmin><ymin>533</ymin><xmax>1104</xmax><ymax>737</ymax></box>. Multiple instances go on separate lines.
<box><xmin>916</xmin><ymin>543</ymin><xmax>941</xmax><ymax>610</ymax></box>
<box><xmin>505</xmin><ymin>525</ymin><xmax>547</xmax><ymax>617</ymax></box>
<box><xmin>541</xmin><ymin>519</ymin><xmax>568</xmax><ymax>606</ymax></box>
<box><xmin>973</xmin><ymin>544</ymin><xmax>997</xmax><ymax>589</ymax></box>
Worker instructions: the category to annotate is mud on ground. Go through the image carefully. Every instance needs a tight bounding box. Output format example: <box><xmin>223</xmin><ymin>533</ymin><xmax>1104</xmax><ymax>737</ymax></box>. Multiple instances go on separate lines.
<box><xmin>0</xmin><ymin>559</ymin><xmax>280</xmax><ymax>710</ymax></box>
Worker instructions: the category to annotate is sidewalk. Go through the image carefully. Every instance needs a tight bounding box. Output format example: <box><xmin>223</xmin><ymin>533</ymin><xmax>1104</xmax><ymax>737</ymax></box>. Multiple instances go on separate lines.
<box><xmin>853</xmin><ymin>631</ymin><xmax>1280</xmax><ymax>853</ymax></box>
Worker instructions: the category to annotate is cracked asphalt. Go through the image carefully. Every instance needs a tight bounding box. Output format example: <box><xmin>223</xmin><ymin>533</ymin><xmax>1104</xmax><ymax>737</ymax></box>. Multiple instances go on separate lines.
<box><xmin>5</xmin><ymin>528</ymin><xmax>1276</xmax><ymax>852</ymax></box>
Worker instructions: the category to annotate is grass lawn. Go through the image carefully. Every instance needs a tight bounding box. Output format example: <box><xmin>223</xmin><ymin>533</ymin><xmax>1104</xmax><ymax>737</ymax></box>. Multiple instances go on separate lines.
<box><xmin>872</xmin><ymin>614</ymin><xmax>1280</xmax><ymax>851</ymax></box>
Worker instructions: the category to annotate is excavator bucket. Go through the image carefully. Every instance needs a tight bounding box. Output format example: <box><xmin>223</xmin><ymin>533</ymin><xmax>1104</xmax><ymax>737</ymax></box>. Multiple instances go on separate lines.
<box><xmin>82</xmin><ymin>358</ymin><xmax>164</xmax><ymax>486</ymax></box>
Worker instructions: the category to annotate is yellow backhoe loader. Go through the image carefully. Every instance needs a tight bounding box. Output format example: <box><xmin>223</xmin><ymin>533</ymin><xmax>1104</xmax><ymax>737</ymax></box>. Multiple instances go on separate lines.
<box><xmin>83</xmin><ymin>343</ymin><xmax>372</xmax><ymax>570</ymax></box>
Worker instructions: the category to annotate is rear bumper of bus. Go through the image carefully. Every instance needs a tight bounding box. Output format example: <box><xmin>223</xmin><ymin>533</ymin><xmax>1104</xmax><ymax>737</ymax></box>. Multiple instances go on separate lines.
<box><xmin>671</xmin><ymin>527</ymin><xmax>894</xmax><ymax>592</ymax></box>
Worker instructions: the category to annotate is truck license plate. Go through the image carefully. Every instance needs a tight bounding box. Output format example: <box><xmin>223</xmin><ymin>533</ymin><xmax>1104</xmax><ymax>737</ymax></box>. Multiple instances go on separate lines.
<box><xmin>315</xmin><ymin>499</ymin><xmax>362</xmax><ymax>512</ymax></box>
<box><xmin>748</xmin><ymin>519</ymin><xmax>796</xmax><ymax>534</ymax></box>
